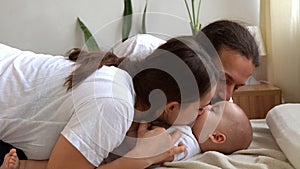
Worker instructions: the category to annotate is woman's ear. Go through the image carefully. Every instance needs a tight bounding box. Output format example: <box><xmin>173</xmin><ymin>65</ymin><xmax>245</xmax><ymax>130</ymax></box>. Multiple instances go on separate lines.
<box><xmin>164</xmin><ymin>101</ymin><xmax>180</xmax><ymax>114</ymax></box>
<box><xmin>208</xmin><ymin>132</ymin><xmax>226</xmax><ymax>144</ymax></box>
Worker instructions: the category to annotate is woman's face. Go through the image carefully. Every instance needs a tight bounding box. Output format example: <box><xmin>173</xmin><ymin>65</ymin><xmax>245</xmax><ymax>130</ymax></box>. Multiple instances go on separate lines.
<box><xmin>167</xmin><ymin>85</ymin><xmax>217</xmax><ymax>125</ymax></box>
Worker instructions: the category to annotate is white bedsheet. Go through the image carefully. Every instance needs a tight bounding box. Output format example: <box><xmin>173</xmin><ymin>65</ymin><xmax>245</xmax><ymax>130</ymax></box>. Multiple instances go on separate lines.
<box><xmin>266</xmin><ymin>104</ymin><xmax>300</xmax><ymax>169</ymax></box>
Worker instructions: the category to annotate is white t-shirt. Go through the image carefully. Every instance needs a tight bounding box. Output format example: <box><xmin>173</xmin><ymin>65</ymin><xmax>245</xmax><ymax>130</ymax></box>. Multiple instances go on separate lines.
<box><xmin>0</xmin><ymin>44</ymin><xmax>135</xmax><ymax>167</ymax></box>
<box><xmin>167</xmin><ymin>125</ymin><xmax>201</xmax><ymax>161</ymax></box>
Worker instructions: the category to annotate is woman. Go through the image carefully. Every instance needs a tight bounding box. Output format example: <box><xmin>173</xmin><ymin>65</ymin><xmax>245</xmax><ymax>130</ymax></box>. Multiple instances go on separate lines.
<box><xmin>0</xmin><ymin>36</ymin><xmax>219</xmax><ymax>169</ymax></box>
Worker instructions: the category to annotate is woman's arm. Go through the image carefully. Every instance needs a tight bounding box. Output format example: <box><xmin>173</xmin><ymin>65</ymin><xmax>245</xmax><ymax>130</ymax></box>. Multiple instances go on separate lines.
<box><xmin>47</xmin><ymin>136</ymin><xmax>95</xmax><ymax>169</ymax></box>
<box><xmin>48</xmin><ymin>123</ymin><xmax>185</xmax><ymax>169</ymax></box>
<box><xmin>19</xmin><ymin>160</ymin><xmax>48</xmax><ymax>169</ymax></box>
<box><xmin>97</xmin><ymin>123</ymin><xmax>186</xmax><ymax>169</ymax></box>
<box><xmin>46</xmin><ymin>123</ymin><xmax>185</xmax><ymax>169</ymax></box>
<box><xmin>5</xmin><ymin>122</ymin><xmax>185</xmax><ymax>169</ymax></box>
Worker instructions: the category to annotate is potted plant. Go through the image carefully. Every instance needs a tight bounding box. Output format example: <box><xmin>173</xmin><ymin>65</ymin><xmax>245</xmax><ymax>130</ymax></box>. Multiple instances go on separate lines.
<box><xmin>77</xmin><ymin>0</ymin><xmax>201</xmax><ymax>51</ymax></box>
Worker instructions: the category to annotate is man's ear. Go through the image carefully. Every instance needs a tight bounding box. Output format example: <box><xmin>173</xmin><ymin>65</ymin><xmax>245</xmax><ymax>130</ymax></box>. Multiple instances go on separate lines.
<box><xmin>164</xmin><ymin>101</ymin><xmax>180</xmax><ymax>114</ymax></box>
<box><xmin>208</xmin><ymin>132</ymin><xmax>226</xmax><ymax>144</ymax></box>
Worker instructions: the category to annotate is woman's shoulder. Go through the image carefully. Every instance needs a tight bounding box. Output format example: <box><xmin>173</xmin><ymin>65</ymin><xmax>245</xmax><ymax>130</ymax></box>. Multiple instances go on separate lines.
<box><xmin>95</xmin><ymin>65</ymin><xmax>133</xmax><ymax>91</ymax></box>
<box><xmin>73</xmin><ymin>65</ymin><xmax>135</xmax><ymax>105</ymax></box>
<box><xmin>99</xmin><ymin>65</ymin><xmax>130</xmax><ymax>78</ymax></box>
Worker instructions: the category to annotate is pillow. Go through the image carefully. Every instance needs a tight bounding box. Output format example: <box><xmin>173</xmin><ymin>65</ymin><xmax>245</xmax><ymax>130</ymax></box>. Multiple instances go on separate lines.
<box><xmin>113</xmin><ymin>34</ymin><xmax>166</xmax><ymax>61</ymax></box>
<box><xmin>266</xmin><ymin>103</ymin><xmax>300</xmax><ymax>169</ymax></box>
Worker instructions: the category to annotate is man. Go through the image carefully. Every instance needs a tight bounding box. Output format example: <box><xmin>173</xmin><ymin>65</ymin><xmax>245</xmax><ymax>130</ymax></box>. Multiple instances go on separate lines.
<box><xmin>197</xmin><ymin>20</ymin><xmax>259</xmax><ymax>102</ymax></box>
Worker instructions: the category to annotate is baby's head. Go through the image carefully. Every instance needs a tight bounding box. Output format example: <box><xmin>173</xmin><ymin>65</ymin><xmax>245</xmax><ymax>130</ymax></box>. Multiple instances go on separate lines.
<box><xmin>192</xmin><ymin>101</ymin><xmax>252</xmax><ymax>154</ymax></box>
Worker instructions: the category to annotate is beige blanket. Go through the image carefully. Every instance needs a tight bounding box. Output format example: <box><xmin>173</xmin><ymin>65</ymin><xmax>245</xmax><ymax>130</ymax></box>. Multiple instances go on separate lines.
<box><xmin>154</xmin><ymin>119</ymin><xmax>295</xmax><ymax>169</ymax></box>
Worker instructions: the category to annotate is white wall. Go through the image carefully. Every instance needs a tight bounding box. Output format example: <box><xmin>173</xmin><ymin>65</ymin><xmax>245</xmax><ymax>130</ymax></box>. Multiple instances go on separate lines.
<box><xmin>0</xmin><ymin>0</ymin><xmax>260</xmax><ymax>55</ymax></box>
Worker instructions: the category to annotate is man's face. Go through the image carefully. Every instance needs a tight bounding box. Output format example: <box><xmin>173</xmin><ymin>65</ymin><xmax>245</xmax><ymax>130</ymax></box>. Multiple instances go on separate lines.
<box><xmin>214</xmin><ymin>46</ymin><xmax>255</xmax><ymax>101</ymax></box>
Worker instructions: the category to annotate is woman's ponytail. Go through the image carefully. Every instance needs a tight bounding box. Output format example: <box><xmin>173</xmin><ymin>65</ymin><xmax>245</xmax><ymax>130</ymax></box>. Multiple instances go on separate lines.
<box><xmin>64</xmin><ymin>49</ymin><xmax>125</xmax><ymax>91</ymax></box>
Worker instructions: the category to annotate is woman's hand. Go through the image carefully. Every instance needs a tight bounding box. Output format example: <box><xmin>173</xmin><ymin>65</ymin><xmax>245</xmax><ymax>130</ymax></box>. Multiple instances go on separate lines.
<box><xmin>126</xmin><ymin>123</ymin><xmax>186</xmax><ymax>165</ymax></box>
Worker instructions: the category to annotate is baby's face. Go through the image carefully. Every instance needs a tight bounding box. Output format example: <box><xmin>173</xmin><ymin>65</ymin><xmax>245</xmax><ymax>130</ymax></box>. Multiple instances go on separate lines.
<box><xmin>191</xmin><ymin>101</ymin><xmax>226</xmax><ymax>143</ymax></box>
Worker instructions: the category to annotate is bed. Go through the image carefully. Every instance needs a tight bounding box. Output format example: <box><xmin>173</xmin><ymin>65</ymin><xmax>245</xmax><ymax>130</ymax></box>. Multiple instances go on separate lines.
<box><xmin>1</xmin><ymin>35</ymin><xmax>299</xmax><ymax>169</ymax></box>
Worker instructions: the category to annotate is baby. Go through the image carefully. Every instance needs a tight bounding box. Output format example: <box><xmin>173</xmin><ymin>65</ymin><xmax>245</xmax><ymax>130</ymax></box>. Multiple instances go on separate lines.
<box><xmin>169</xmin><ymin>101</ymin><xmax>253</xmax><ymax>161</ymax></box>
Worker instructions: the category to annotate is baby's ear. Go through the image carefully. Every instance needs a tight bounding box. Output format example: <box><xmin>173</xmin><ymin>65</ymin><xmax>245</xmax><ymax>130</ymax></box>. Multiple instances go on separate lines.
<box><xmin>209</xmin><ymin>132</ymin><xmax>226</xmax><ymax>144</ymax></box>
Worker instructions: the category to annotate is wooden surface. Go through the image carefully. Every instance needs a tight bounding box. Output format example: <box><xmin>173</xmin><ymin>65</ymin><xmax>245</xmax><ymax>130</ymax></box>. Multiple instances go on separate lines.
<box><xmin>232</xmin><ymin>83</ymin><xmax>282</xmax><ymax>119</ymax></box>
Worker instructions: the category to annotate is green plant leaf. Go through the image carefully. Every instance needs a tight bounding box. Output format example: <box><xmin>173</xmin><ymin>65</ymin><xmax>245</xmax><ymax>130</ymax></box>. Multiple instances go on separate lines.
<box><xmin>77</xmin><ymin>17</ymin><xmax>100</xmax><ymax>51</ymax></box>
<box><xmin>184</xmin><ymin>0</ymin><xmax>193</xmax><ymax>27</ymax></box>
<box><xmin>196</xmin><ymin>0</ymin><xmax>202</xmax><ymax>28</ymax></box>
<box><xmin>141</xmin><ymin>0</ymin><xmax>148</xmax><ymax>34</ymax></box>
<box><xmin>122</xmin><ymin>0</ymin><xmax>133</xmax><ymax>42</ymax></box>
<box><xmin>191</xmin><ymin>0</ymin><xmax>196</xmax><ymax>27</ymax></box>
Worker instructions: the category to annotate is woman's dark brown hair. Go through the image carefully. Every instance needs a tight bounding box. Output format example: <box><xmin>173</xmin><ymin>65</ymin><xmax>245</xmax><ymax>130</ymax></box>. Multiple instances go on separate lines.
<box><xmin>64</xmin><ymin>36</ymin><xmax>219</xmax><ymax>109</ymax></box>
<box><xmin>130</xmin><ymin>36</ymin><xmax>219</xmax><ymax>108</ymax></box>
